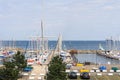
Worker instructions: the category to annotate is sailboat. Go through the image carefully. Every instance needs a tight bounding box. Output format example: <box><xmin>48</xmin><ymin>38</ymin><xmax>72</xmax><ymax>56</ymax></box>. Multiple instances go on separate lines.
<box><xmin>99</xmin><ymin>44</ymin><xmax>105</xmax><ymax>51</ymax></box>
<box><xmin>26</xmin><ymin>20</ymin><xmax>50</xmax><ymax>65</ymax></box>
<box><xmin>54</xmin><ymin>34</ymin><xmax>73</xmax><ymax>63</ymax></box>
<box><xmin>97</xmin><ymin>38</ymin><xmax>120</xmax><ymax>60</ymax></box>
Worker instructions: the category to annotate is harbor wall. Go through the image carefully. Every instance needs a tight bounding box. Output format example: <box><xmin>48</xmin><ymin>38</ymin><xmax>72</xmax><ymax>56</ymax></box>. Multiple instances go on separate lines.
<box><xmin>67</xmin><ymin>50</ymin><xmax>102</xmax><ymax>54</ymax></box>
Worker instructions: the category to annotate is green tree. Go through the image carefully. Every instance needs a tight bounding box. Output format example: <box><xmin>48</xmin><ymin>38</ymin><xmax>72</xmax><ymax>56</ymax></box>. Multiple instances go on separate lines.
<box><xmin>0</xmin><ymin>51</ymin><xmax>27</xmax><ymax>80</ymax></box>
<box><xmin>13</xmin><ymin>51</ymin><xmax>27</xmax><ymax>71</ymax></box>
<box><xmin>0</xmin><ymin>62</ymin><xmax>19</xmax><ymax>80</ymax></box>
<box><xmin>47</xmin><ymin>56</ymin><xmax>67</xmax><ymax>80</ymax></box>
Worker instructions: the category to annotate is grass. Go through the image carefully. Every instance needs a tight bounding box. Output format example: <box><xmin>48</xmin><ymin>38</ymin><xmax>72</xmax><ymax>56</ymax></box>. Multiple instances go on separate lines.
<box><xmin>67</xmin><ymin>75</ymin><xmax>120</xmax><ymax>80</ymax></box>
<box><xmin>107</xmin><ymin>75</ymin><xmax>120</xmax><ymax>80</ymax></box>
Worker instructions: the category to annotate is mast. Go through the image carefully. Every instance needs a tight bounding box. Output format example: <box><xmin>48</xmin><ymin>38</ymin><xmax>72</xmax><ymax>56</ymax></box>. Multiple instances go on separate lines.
<box><xmin>54</xmin><ymin>34</ymin><xmax>62</xmax><ymax>56</ymax></box>
<box><xmin>58</xmin><ymin>34</ymin><xmax>62</xmax><ymax>52</ymax></box>
<box><xmin>41</xmin><ymin>20</ymin><xmax>44</xmax><ymax>53</ymax></box>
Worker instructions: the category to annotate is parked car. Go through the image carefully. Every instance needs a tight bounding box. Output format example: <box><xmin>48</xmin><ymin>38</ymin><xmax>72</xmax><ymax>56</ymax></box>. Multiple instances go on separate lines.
<box><xmin>80</xmin><ymin>72</ymin><xmax>90</xmax><ymax>79</ymax></box>
<box><xmin>66</xmin><ymin>64</ymin><xmax>72</xmax><ymax>69</ymax></box>
<box><xmin>68</xmin><ymin>72</ymin><xmax>77</xmax><ymax>79</ymax></box>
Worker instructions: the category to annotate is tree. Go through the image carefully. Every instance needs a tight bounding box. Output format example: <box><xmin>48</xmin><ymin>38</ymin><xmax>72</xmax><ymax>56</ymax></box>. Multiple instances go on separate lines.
<box><xmin>47</xmin><ymin>56</ymin><xmax>67</xmax><ymax>80</ymax></box>
<box><xmin>0</xmin><ymin>62</ymin><xmax>19</xmax><ymax>80</ymax></box>
<box><xmin>0</xmin><ymin>51</ymin><xmax>27</xmax><ymax>80</ymax></box>
<box><xmin>13</xmin><ymin>51</ymin><xmax>27</xmax><ymax>72</ymax></box>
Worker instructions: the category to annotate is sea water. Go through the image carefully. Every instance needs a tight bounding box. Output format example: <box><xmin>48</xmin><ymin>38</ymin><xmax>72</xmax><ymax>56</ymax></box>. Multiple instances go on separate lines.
<box><xmin>75</xmin><ymin>53</ymin><xmax>120</xmax><ymax>64</ymax></box>
<box><xmin>1</xmin><ymin>40</ymin><xmax>106</xmax><ymax>50</ymax></box>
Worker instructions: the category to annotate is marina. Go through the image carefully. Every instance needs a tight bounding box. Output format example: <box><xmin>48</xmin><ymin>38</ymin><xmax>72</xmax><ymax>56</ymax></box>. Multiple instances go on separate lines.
<box><xmin>1</xmin><ymin>40</ymin><xmax>120</xmax><ymax>64</ymax></box>
<box><xmin>1</xmin><ymin>40</ymin><xmax>120</xmax><ymax>80</ymax></box>
<box><xmin>0</xmin><ymin>0</ymin><xmax>120</xmax><ymax>80</ymax></box>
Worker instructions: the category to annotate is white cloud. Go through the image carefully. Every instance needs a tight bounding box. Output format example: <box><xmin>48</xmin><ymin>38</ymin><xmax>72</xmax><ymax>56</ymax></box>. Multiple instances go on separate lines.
<box><xmin>0</xmin><ymin>14</ymin><xmax>11</xmax><ymax>19</ymax></box>
<box><xmin>89</xmin><ymin>0</ymin><xmax>112</xmax><ymax>4</ymax></box>
<box><xmin>103</xmin><ymin>6</ymin><xmax>114</xmax><ymax>10</ymax></box>
<box><xmin>0</xmin><ymin>14</ymin><xmax>3</xmax><ymax>18</ymax></box>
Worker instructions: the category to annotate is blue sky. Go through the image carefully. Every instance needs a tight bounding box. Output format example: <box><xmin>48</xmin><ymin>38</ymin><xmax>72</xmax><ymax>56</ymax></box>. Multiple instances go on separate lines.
<box><xmin>0</xmin><ymin>0</ymin><xmax>120</xmax><ymax>40</ymax></box>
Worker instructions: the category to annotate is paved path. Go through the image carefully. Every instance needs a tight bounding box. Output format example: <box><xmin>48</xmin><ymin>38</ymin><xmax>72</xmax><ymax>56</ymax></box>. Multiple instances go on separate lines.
<box><xmin>18</xmin><ymin>51</ymin><xmax>54</xmax><ymax>80</ymax></box>
<box><xmin>30</xmin><ymin>64</ymin><xmax>47</xmax><ymax>80</ymax></box>
<box><xmin>18</xmin><ymin>64</ymin><xmax>47</xmax><ymax>80</ymax></box>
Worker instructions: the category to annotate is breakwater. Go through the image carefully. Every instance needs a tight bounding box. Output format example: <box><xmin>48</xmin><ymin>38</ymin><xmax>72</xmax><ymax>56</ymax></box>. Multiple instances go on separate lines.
<box><xmin>77</xmin><ymin>50</ymin><xmax>99</xmax><ymax>54</ymax></box>
<box><xmin>67</xmin><ymin>50</ymin><xmax>102</xmax><ymax>54</ymax></box>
